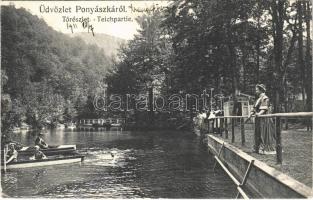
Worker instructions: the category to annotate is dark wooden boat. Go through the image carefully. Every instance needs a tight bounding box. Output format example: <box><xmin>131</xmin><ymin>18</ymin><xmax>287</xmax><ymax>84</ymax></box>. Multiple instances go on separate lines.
<box><xmin>2</xmin><ymin>154</ymin><xmax>84</xmax><ymax>169</ymax></box>
<box><xmin>17</xmin><ymin>145</ymin><xmax>76</xmax><ymax>156</ymax></box>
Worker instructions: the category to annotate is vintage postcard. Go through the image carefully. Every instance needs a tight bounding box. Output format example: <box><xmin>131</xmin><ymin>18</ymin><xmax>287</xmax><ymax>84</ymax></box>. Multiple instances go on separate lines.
<box><xmin>1</xmin><ymin>0</ymin><xmax>312</xmax><ymax>198</ymax></box>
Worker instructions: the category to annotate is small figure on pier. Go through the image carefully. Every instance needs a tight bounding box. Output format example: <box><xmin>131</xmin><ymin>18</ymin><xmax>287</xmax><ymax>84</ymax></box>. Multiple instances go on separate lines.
<box><xmin>249</xmin><ymin>84</ymin><xmax>276</xmax><ymax>154</ymax></box>
<box><xmin>213</xmin><ymin>107</ymin><xmax>223</xmax><ymax>134</ymax></box>
<box><xmin>208</xmin><ymin>107</ymin><xmax>223</xmax><ymax>134</ymax></box>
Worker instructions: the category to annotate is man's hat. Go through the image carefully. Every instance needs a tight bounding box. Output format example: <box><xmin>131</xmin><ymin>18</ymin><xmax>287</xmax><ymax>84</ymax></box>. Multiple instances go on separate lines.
<box><xmin>256</xmin><ymin>84</ymin><xmax>266</xmax><ymax>92</ymax></box>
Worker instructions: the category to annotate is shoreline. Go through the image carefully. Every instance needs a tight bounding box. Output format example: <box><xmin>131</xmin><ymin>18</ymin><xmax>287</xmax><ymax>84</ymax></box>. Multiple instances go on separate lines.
<box><xmin>203</xmin><ymin>134</ymin><xmax>312</xmax><ymax>198</ymax></box>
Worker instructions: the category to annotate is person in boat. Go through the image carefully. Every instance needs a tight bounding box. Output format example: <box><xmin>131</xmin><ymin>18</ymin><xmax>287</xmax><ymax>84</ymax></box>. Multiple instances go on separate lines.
<box><xmin>1</xmin><ymin>134</ymin><xmax>24</xmax><ymax>150</ymax></box>
<box><xmin>5</xmin><ymin>143</ymin><xmax>18</xmax><ymax>164</ymax></box>
<box><xmin>35</xmin><ymin>132</ymin><xmax>49</xmax><ymax>149</ymax></box>
<box><xmin>248</xmin><ymin>84</ymin><xmax>276</xmax><ymax>154</ymax></box>
<box><xmin>30</xmin><ymin>145</ymin><xmax>47</xmax><ymax>160</ymax></box>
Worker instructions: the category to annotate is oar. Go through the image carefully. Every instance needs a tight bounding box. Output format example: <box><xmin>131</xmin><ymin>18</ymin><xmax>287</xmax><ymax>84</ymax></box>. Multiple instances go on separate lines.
<box><xmin>3</xmin><ymin>145</ymin><xmax>8</xmax><ymax>173</ymax></box>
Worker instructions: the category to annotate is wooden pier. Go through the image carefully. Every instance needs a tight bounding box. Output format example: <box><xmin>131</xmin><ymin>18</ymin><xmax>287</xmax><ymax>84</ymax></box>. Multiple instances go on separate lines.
<box><xmin>77</xmin><ymin>118</ymin><xmax>125</xmax><ymax>131</ymax></box>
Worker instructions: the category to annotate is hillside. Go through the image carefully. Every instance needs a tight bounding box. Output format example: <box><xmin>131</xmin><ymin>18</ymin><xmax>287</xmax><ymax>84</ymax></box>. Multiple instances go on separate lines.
<box><xmin>1</xmin><ymin>5</ymin><xmax>113</xmax><ymax>130</ymax></box>
<box><xmin>70</xmin><ymin>32</ymin><xmax>126</xmax><ymax>57</ymax></box>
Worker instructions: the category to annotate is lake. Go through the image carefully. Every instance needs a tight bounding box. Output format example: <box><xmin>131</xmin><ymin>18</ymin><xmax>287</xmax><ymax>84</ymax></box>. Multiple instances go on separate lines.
<box><xmin>1</xmin><ymin>129</ymin><xmax>237</xmax><ymax>198</ymax></box>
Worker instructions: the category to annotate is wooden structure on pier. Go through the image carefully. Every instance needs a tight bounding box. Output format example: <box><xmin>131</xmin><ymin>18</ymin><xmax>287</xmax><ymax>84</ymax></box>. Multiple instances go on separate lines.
<box><xmin>223</xmin><ymin>92</ymin><xmax>254</xmax><ymax>117</ymax></box>
<box><xmin>77</xmin><ymin>118</ymin><xmax>126</xmax><ymax>131</ymax></box>
<box><xmin>78</xmin><ymin>118</ymin><xmax>125</xmax><ymax>126</ymax></box>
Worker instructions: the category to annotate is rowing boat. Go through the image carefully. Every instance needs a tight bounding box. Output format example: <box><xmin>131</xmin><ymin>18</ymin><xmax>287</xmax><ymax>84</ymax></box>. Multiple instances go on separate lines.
<box><xmin>2</xmin><ymin>154</ymin><xmax>84</xmax><ymax>169</ymax></box>
<box><xmin>17</xmin><ymin>145</ymin><xmax>77</xmax><ymax>156</ymax></box>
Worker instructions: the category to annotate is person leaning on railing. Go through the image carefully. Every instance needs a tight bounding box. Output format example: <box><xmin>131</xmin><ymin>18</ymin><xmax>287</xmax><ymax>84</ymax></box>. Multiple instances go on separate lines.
<box><xmin>248</xmin><ymin>84</ymin><xmax>276</xmax><ymax>155</ymax></box>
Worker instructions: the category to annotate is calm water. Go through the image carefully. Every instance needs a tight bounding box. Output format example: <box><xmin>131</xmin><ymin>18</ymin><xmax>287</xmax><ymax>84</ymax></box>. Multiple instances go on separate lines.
<box><xmin>1</xmin><ymin>130</ymin><xmax>237</xmax><ymax>198</ymax></box>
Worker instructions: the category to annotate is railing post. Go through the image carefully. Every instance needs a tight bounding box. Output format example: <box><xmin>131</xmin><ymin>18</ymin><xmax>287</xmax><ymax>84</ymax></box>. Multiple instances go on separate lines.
<box><xmin>231</xmin><ymin>118</ymin><xmax>235</xmax><ymax>143</ymax></box>
<box><xmin>276</xmin><ymin>116</ymin><xmax>282</xmax><ymax>164</ymax></box>
<box><xmin>217</xmin><ymin>118</ymin><xmax>221</xmax><ymax>136</ymax></box>
<box><xmin>207</xmin><ymin>119</ymin><xmax>210</xmax><ymax>134</ymax></box>
<box><xmin>220</xmin><ymin>118</ymin><xmax>224</xmax><ymax>137</ymax></box>
<box><xmin>284</xmin><ymin>118</ymin><xmax>288</xmax><ymax>130</ymax></box>
<box><xmin>254</xmin><ymin>116</ymin><xmax>260</xmax><ymax>153</ymax></box>
<box><xmin>214</xmin><ymin>118</ymin><xmax>218</xmax><ymax>134</ymax></box>
<box><xmin>241</xmin><ymin>118</ymin><xmax>245</xmax><ymax>146</ymax></box>
<box><xmin>225</xmin><ymin>118</ymin><xmax>228</xmax><ymax>139</ymax></box>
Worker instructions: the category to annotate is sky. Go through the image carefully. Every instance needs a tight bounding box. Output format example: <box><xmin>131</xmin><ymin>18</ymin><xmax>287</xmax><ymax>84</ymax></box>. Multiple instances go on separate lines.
<box><xmin>1</xmin><ymin>1</ymin><xmax>170</xmax><ymax>40</ymax></box>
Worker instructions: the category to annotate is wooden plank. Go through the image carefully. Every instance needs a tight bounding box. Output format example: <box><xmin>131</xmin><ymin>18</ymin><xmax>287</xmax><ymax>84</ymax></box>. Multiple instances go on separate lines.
<box><xmin>220</xmin><ymin>118</ymin><xmax>224</xmax><ymax>137</ymax></box>
<box><xmin>214</xmin><ymin>156</ymin><xmax>240</xmax><ymax>186</ymax></box>
<box><xmin>219</xmin><ymin>112</ymin><xmax>313</xmax><ymax>119</ymax></box>
<box><xmin>241</xmin><ymin>160</ymin><xmax>255</xmax><ymax>186</ymax></box>
<box><xmin>237</xmin><ymin>186</ymin><xmax>249</xmax><ymax>199</ymax></box>
<box><xmin>208</xmin><ymin>118</ymin><xmax>210</xmax><ymax>133</ymax></box>
<box><xmin>207</xmin><ymin>135</ymin><xmax>312</xmax><ymax>198</ymax></box>
<box><xmin>231</xmin><ymin>118</ymin><xmax>235</xmax><ymax>143</ymax></box>
<box><xmin>3</xmin><ymin>156</ymin><xmax>84</xmax><ymax>169</ymax></box>
<box><xmin>15</xmin><ymin>145</ymin><xmax>77</xmax><ymax>156</ymax></box>
<box><xmin>225</xmin><ymin>118</ymin><xmax>228</xmax><ymax>139</ymax></box>
<box><xmin>3</xmin><ymin>145</ymin><xmax>7</xmax><ymax>173</ymax></box>
<box><xmin>254</xmin><ymin>117</ymin><xmax>260</xmax><ymax>153</ymax></box>
<box><xmin>241</xmin><ymin>118</ymin><xmax>245</xmax><ymax>146</ymax></box>
<box><xmin>276</xmin><ymin>117</ymin><xmax>282</xmax><ymax>164</ymax></box>
<box><xmin>213</xmin><ymin>142</ymin><xmax>224</xmax><ymax>171</ymax></box>
<box><xmin>257</xmin><ymin>112</ymin><xmax>313</xmax><ymax>118</ymax></box>
<box><xmin>216</xmin><ymin>116</ymin><xmax>249</xmax><ymax>119</ymax></box>
<box><xmin>236</xmin><ymin>160</ymin><xmax>255</xmax><ymax>198</ymax></box>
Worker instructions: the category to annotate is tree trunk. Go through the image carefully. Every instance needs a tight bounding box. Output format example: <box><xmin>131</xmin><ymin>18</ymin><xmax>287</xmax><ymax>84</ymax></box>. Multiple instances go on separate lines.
<box><xmin>242</xmin><ymin>48</ymin><xmax>247</xmax><ymax>91</ymax></box>
<box><xmin>271</xmin><ymin>0</ymin><xmax>285</xmax><ymax>113</ymax></box>
<box><xmin>304</xmin><ymin>1</ymin><xmax>312</xmax><ymax>113</ymax></box>
<box><xmin>284</xmin><ymin>80</ymin><xmax>288</xmax><ymax>130</ymax></box>
<box><xmin>148</xmin><ymin>86</ymin><xmax>154</xmax><ymax>125</ymax></box>
<box><xmin>297</xmin><ymin>1</ymin><xmax>306</xmax><ymax>110</ymax></box>
<box><xmin>304</xmin><ymin>1</ymin><xmax>312</xmax><ymax>130</ymax></box>
<box><xmin>256</xmin><ymin>16</ymin><xmax>261</xmax><ymax>84</ymax></box>
<box><xmin>226</xmin><ymin>20</ymin><xmax>239</xmax><ymax>116</ymax></box>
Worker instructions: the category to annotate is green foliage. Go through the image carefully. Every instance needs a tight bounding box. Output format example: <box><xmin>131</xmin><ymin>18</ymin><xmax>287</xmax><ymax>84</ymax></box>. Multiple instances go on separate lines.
<box><xmin>162</xmin><ymin>0</ymin><xmax>271</xmax><ymax>95</ymax></box>
<box><xmin>1</xmin><ymin>5</ymin><xmax>112</xmax><ymax>131</ymax></box>
<box><xmin>108</xmin><ymin>0</ymin><xmax>311</xmax><ymax>115</ymax></box>
<box><xmin>106</xmin><ymin>11</ymin><xmax>174</xmax><ymax>95</ymax></box>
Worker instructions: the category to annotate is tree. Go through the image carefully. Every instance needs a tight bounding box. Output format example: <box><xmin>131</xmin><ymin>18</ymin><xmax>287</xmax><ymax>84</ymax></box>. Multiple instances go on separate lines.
<box><xmin>1</xmin><ymin>5</ymin><xmax>114</xmax><ymax>129</ymax></box>
<box><xmin>304</xmin><ymin>0</ymin><xmax>312</xmax><ymax>113</ymax></box>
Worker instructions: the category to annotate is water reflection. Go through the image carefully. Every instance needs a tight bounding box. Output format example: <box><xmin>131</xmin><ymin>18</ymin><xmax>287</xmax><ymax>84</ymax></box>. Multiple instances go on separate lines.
<box><xmin>2</xmin><ymin>130</ymin><xmax>237</xmax><ymax>198</ymax></box>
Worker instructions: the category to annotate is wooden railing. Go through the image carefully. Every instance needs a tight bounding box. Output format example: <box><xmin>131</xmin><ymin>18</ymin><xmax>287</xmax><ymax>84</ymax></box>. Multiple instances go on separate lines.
<box><xmin>209</xmin><ymin>112</ymin><xmax>313</xmax><ymax>164</ymax></box>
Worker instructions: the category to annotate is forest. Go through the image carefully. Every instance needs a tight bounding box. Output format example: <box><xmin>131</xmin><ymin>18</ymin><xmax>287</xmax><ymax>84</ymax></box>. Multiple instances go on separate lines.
<box><xmin>1</xmin><ymin>0</ymin><xmax>312</xmax><ymax>132</ymax></box>
<box><xmin>1</xmin><ymin>5</ymin><xmax>112</xmax><ymax>132</ymax></box>
<box><xmin>106</xmin><ymin>0</ymin><xmax>312</xmax><ymax>123</ymax></box>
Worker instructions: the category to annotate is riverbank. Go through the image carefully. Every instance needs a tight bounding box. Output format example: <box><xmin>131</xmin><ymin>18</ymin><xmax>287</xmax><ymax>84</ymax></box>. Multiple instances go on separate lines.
<box><xmin>203</xmin><ymin>134</ymin><xmax>312</xmax><ymax>198</ymax></box>
<box><xmin>209</xmin><ymin>123</ymin><xmax>312</xmax><ymax>188</ymax></box>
